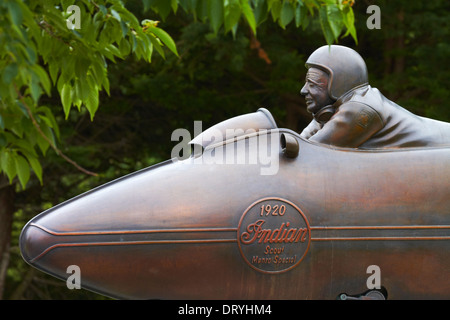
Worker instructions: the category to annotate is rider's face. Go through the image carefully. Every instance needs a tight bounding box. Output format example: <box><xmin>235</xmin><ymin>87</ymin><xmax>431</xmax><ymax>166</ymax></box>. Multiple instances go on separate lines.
<box><xmin>300</xmin><ymin>68</ymin><xmax>334</xmax><ymax>114</ymax></box>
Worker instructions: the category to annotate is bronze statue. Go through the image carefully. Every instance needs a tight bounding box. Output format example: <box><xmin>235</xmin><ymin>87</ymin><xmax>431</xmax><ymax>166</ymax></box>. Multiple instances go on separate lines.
<box><xmin>300</xmin><ymin>45</ymin><xmax>450</xmax><ymax>148</ymax></box>
<box><xmin>19</xmin><ymin>46</ymin><xmax>450</xmax><ymax>300</ymax></box>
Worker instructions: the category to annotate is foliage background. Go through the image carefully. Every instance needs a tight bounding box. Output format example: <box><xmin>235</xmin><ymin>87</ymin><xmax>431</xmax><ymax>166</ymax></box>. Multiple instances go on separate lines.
<box><xmin>1</xmin><ymin>0</ymin><xmax>449</xmax><ymax>299</ymax></box>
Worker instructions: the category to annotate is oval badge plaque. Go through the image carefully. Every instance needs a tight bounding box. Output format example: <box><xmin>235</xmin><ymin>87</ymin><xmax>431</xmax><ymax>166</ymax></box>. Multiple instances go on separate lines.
<box><xmin>237</xmin><ymin>198</ymin><xmax>311</xmax><ymax>274</ymax></box>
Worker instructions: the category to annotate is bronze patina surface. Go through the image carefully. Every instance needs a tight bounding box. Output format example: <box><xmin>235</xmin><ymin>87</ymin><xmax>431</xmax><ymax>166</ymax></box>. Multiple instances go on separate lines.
<box><xmin>19</xmin><ymin>45</ymin><xmax>450</xmax><ymax>299</ymax></box>
<box><xmin>20</xmin><ymin>109</ymin><xmax>450</xmax><ymax>299</ymax></box>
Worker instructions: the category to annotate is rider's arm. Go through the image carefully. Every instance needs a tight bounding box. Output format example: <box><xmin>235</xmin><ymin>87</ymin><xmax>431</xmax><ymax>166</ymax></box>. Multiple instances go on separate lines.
<box><xmin>309</xmin><ymin>102</ymin><xmax>384</xmax><ymax>148</ymax></box>
<box><xmin>300</xmin><ymin>119</ymin><xmax>322</xmax><ymax>140</ymax></box>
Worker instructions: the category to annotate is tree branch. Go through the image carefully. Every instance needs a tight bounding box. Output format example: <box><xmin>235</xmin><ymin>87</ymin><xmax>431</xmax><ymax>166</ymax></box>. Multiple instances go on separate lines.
<box><xmin>249</xmin><ymin>29</ymin><xmax>272</xmax><ymax>65</ymax></box>
<box><xmin>14</xmin><ymin>86</ymin><xmax>98</xmax><ymax>177</ymax></box>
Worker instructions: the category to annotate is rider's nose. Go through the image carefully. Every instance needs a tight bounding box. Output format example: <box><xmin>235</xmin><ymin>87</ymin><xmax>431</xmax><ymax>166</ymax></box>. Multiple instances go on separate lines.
<box><xmin>300</xmin><ymin>84</ymin><xmax>308</xmax><ymax>96</ymax></box>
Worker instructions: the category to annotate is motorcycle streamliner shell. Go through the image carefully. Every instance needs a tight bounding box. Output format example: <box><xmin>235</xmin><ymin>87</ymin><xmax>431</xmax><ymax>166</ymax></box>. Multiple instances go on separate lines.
<box><xmin>20</xmin><ymin>109</ymin><xmax>450</xmax><ymax>300</ymax></box>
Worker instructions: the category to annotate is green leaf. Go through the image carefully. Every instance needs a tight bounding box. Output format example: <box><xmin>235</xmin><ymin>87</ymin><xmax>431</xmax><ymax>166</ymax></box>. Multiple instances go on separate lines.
<box><xmin>152</xmin><ymin>0</ymin><xmax>173</xmax><ymax>20</ymax></box>
<box><xmin>102</xmin><ymin>76</ymin><xmax>110</xmax><ymax>96</ymax></box>
<box><xmin>2</xmin><ymin>63</ymin><xmax>18</xmax><ymax>83</ymax></box>
<box><xmin>48</xmin><ymin>63</ymin><xmax>59</xmax><ymax>85</ymax></box>
<box><xmin>224</xmin><ymin>0</ymin><xmax>242</xmax><ymax>34</ymax></box>
<box><xmin>91</xmin><ymin>58</ymin><xmax>106</xmax><ymax>85</ymax></box>
<box><xmin>61</xmin><ymin>83</ymin><xmax>72</xmax><ymax>119</ymax></box>
<box><xmin>252</xmin><ymin>0</ymin><xmax>268</xmax><ymax>26</ymax></box>
<box><xmin>119</xmin><ymin>37</ymin><xmax>131</xmax><ymax>56</ymax></box>
<box><xmin>15</xmin><ymin>154</ymin><xmax>30</xmax><ymax>189</ymax></box>
<box><xmin>1</xmin><ymin>150</ymin><xmax>16</xmax><ymax>184</ymax></box>
<box><xmin>85</xmin><ymin>77</ymin><xmax>99</xmax><ymax>121</ymax></box>
<box><xmin>326</xmin><ymin>4</ymin><xmax>344</xmax><ymax>40</ymax></box>
<box><xmin>26</xmin><ymin>154</ymin><xmax>43</xmax><ymax>185</ymax></box>
<box><xmin>120</xmin><ymin>20</ymin><xmax>129</xmax><ymax>38</ymax></box>
<box><xmin>196</xmin><ymin>0</ymin><xmax>209</xmax><ymax>22</ymax></box>
<box><xmin>319</xmin><ymin>6</ymin><xmax>335</xmax><ymax>45</ymax></box>
<box><xmin>171</xmin><ymin>0</ymin><xmax>178</xmax><ymax>13</ymax></box>
<box><xmin>130</xmin><ymin>32</ymin><xmax>137</xmax><ymax>51</ymax></box>
<box><xmin>295</xmin><ymin>1</ymin><xmax>305</xmax><ymax>28</ymax></box>
<box><xmin>32</xmin><ymin>65</ymin><xmax>51</xmax><ymax>96</ymax></box>
<box><xmin>342</xmin><ymin>5</ymin><xmax>357</xmax><ymax>44</ymax></box>
<box><xmin>15</xmin><ymin>138</ymin><xmax>37</xmax><ymax>158</ymax></box>
<box><xmin>0</xmin><ymin>114</ymin><xmax>4</xmax><ymax>130</ymax></box>
<box><xmin>241</xmin><ymin>0</ymin><xmax>256</xmax><ymax>34</ymax></box>
<box><xmin>74</xmin><ymin>56</ymin><xmax>90</xmax><ymax>79</ymax></box>
<box><xmin>148</xmin><ymin>27</ymin><xmax>179</xmax><ymax>57</ymax></box>
<box><xmin>36</xmin><ymin>123</ymin><xmax>55</xmax><ymax>155</ymax></box>
<box><xmin>99</xmin><ymin>4</ymin><xmax>108</xmax><ymax>15</ymax></box>
<box><xmin>74</xmin><ymin>78</ymin><xmax>89</xmax><ymax>104</ymax></box>
<box><xmin>208</xmin><ymin>0</ymin><xmax>224</xmax><ymax>34</ymax></box>
<box><xmin>30</xmin><ymin>75</ymin><xmax>42</xmax><ymax>103</ymax></box>
<box><xmin>279</xmin><ymin>1</ymin><xmax>294</xmax><ymax>29</ymax></box>
<box><xmin>16</xmin><ymin>101</ymin><xmax>29</xmax><ymax>119</ymax></box>
<box><xmin>104</xmin><ymin>43</ymin><xmax>123</xmax><ymax>60</ymax></box>
<box><xmin>148</xmin><ymin>34</ymin><xmax>165</xmax><ymax>59</ymax></box>
<box><xmin>143</xmin><ymin>0</ymin><xmax>151</xmax><ymax>12</ymax></box>
<box><xmin>7</xmin><ymin>0</ymin><xmax>23</xmax><ymax>26</ymax></box>
<box><xmin>268</xmin><ymin>0</ymin><xmax>282</xmax><ymax>22</ymax></box>
<box><xmin>110</xmin><ymin>9</ymin><xmax>121</xmax><ymax>22</ymax></box>
<box><xmin>37</xmin><ymin>106</ymin><xmax>60</xmax><ymax>140</ymax></box>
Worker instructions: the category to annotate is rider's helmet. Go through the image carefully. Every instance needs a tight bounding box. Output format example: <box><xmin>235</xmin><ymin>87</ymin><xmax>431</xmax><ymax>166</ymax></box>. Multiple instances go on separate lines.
<box><xmin>305</xmin><ymin>45</ymin><xmax>369</xmax><ymax>100</ymax></box>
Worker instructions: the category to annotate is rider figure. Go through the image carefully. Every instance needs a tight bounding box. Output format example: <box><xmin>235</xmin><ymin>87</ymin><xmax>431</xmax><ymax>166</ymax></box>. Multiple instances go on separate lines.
<box><xmin>300</xmin><ymin>45</ymin><xmax>450</xmax><ymax>148</ymax></box>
